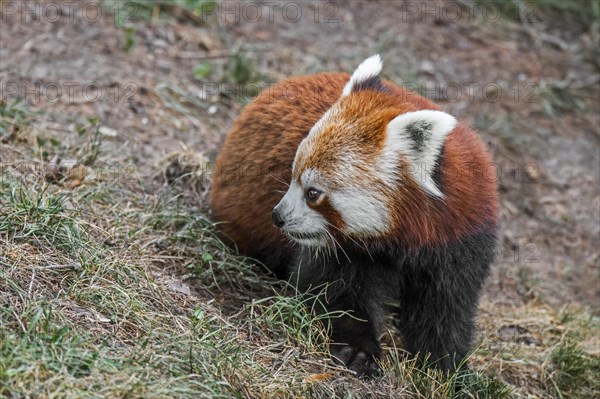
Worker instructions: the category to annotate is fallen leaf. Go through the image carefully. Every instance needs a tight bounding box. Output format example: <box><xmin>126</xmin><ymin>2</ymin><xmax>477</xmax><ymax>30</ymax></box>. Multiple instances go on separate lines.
<box><xmin>303</xmin><ymin>373</ymin><xmax>334</xmax><ymax>383</ymax></box>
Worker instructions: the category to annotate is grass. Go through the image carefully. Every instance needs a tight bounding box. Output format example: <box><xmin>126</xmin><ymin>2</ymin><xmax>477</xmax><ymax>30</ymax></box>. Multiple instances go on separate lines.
<box><xmin>530</xmin><ymin>0</ymin><xmax>600</xmax><ymax>26</ymax></box>
<box><xmin>0</xmin><ymin>99</ymin><xmax>36</xmax><ymax>142</ymax></box>
<box><xmin>0</xmin><ymin>182</ymin><xmax>95</xmax><ymax>262</ymax></box>
<box><xmin>143</xmin><ymin>200</ymin><xmax>264</xmax><ymax>292</ymax></box>
<box><xmin>475</xmin><ymin>0</ymin><xmax>600</xmax><ymax>27</ymax></box>
<box><xmin>380</xmin><ymin>350</ymin><xmax>514</xmax><ymax>399</ymax></box>
<box><xmin>539</xmin><ymin>82</ymin><xmax>588</xmax><ymax>117</ymax></box>
<box><xmin>548</xmin><ymin>339</ymin><xmax>600</xmax><ymax>398</ymax></box>
<box><xmin>0</xmin><ymin>171</ymin><xmax>328</xmax><ymax>398</ymax></box>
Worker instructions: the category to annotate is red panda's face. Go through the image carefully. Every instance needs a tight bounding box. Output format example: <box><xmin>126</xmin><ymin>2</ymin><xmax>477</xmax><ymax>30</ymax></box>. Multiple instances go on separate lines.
<box><xmin>271</xmin><ymin>168</ymin><xmax>336</xmax><ymax>247</ymax></box>
<box><xmin>272</xmin><ymin>55</ymin><xmax>457</xmax><ymax>248</ymax></box>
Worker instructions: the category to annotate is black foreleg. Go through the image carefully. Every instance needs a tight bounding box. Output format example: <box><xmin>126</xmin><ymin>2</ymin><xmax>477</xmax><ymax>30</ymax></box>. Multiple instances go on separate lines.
<box><xmin>290</xmin><ymin>252</ymin><xmax>388</xmax><ymax>377</ymax></box>
<box><xmin>394</xmin><ymin>233</ymin><xmax>494</xmax><ymax>374</ymax></box>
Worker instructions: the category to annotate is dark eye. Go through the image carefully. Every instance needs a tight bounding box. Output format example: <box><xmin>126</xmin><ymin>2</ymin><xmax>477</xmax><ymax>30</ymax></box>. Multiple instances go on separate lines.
<box><xmin>305</xmin><ymin>187</ymin><xmax>321</xmax><ymax>202</ymax></box>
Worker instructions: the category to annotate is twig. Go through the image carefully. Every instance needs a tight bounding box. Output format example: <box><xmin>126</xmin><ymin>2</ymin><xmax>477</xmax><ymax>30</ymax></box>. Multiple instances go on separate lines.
<box><xmin>12</xmin><ymin>309</ymin><xmax>27</xmax><ymax>333</ymax></box>
<box><xmin>171</xmin><ymin>4</ymin><xmax>206</xmax><ymax>26</ymax></box>
<box><xmin>28</xmin><ymin>267</ymin><xmax>36</xmax><ymax>298</ymax></box>
<box><xmin>26</xmin><ymin>262</ymin><xmax>81</xmax><ymax>271</ymax></box>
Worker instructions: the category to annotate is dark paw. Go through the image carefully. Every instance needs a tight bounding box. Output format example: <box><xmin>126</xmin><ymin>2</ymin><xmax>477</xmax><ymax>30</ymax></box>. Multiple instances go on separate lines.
<box><xmin>331</xmin><ymin>344</ymin><xmax>381</xmax><ymax>378</ymax></box>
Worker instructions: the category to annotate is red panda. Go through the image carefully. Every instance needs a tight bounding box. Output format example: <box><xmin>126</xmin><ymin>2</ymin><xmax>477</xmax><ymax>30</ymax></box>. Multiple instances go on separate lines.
<box><xmin>210</xmin><ymin>55</ymin><xmax>498</xmax><ymax>377</ymax></box>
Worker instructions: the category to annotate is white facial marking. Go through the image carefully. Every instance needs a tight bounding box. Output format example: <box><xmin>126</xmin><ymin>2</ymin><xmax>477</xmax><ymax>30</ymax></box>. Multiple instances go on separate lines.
<box><xmin>274</xmin><ymin>180</ymin><xmax>328</xmax><ymax>247</ymax></box>
<box><xmin>342</xmin><ymin>55</ymin><xmax>383</xmax><ymax>97</ymax></box>
<box><xmin>300</xmin><ymin>168</ymin><xmax>321</xmax><ymax>188</ymax></box>
<box><xmin>330</xmin><ymin>187</ymin><xmax>389</xmax><ymax>236</ymax></box>
<box><xmin>381</xmin><ymin>110</ymin><xmax>457</xmax><ymax>198</ymax></box>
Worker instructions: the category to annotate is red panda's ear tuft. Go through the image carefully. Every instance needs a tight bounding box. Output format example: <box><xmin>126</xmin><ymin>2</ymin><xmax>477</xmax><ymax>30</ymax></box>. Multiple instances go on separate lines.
<box><xmin>342</xmin><ymin>55</ymin><xmax>383</xmax><ymax>97</ymax></box>
<box><xmin>384</xmin><ymin>110</ymin><xmax>457</xmax><ymax>197</ymax></box>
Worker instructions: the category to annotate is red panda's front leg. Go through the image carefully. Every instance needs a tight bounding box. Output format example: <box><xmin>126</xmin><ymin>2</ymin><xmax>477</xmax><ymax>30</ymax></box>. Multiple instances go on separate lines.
<box><xmin>290</xmin><ymin>250</ymin><xmax>387</xmax><ymax>377</ymax></box>
<box><xmin>393</xmin><ymin>232</ymin><xmax>495</xmax><ymax>374</ymax></box>
<box><xmin>325</xmin><ymin>290</ymin><xmax>384</xmax><ymax>377</ymax></box>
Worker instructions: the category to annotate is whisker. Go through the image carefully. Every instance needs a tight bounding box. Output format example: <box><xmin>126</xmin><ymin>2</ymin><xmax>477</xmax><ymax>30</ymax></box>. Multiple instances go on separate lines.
<box><xmin>325</xmin><ymin>229</ymin><xmax>349</xmax><ymax>264</ymax></box>
<box><xmin>324</xmin><ymin>221</ymin><xmax>373</xmax><ymax>262</ymax></box>
<box><xmin>355</xmin><ymin>235</ymin><xmax>375</xmax><ymax>262</ymax></box>
<box><xmin>320</xmin><ymin>230</ymin><xmax>334</xmax><ymax>263</ymax></box>
<box><xmin>325</xmin><ymin>221</ymin><xmax>359</xmax><ymax>246</ymax></box>
<box><xmin>268</xmin><ymin>172</ymin><xmax>290</xmax><ymax>187</ymax></box>
<box><xmin>328</xmin><ymin>229</ymin><xmax>351</xmax><ymax>264</ymax></box>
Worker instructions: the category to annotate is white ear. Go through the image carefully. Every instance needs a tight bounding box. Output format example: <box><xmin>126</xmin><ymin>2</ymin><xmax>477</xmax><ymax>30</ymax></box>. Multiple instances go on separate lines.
<box><xmin>385</xmin><ymin>110</ymin><xmax>457</xmax><ymax>197</ymax></box>
<box><xmin>342</xmin><ymin>55</ymin><xmax>383</xmax><ymax>97</ymax></box>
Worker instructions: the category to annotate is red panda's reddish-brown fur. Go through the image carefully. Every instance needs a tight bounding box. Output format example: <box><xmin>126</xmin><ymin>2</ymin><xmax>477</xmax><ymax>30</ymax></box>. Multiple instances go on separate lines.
<box><xmin>211</xmin><ymin>64</ymin><xmax>499</xmax><ymax>376</ymax></box>
<box><xmin>210</xmin><ymin>72</ymin><xmax>498</xmax><ymax>254</ymax></box>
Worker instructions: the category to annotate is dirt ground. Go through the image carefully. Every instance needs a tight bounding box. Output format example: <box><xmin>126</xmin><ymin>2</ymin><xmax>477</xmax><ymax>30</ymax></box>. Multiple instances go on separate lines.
<box><xmin>1</xmin><ymin>0</ymin><xmax>599</xmax><ymax>397</ymax></box>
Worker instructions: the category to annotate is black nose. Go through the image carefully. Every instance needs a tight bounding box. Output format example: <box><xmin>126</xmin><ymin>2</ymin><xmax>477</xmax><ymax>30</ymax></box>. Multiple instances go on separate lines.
<box><xmin>272</xmin><ymin>207</ymin><xmax>285</xmax><ymax>228</ymax></box>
